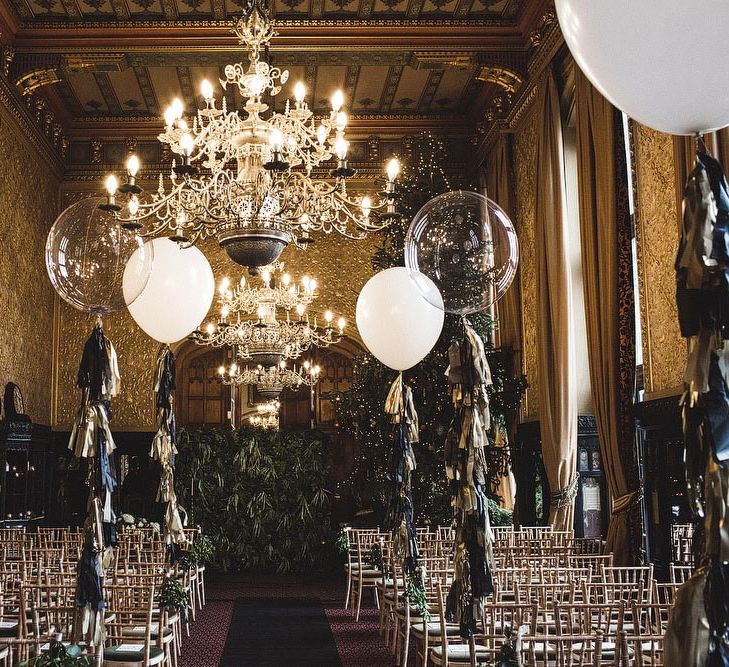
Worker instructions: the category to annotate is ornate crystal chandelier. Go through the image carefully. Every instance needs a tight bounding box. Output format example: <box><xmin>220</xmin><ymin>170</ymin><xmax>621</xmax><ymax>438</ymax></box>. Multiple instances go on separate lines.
<box><xmin>218</xmin><ymin>359</ymin><xmax>321</xmax><ymax>399</ymax></box>
<box><xmin>249</xmin><ymin>400</ymin><xmax>280</xmax><ymax>430</ymax></box>
<box><xmin>191</xmin><ymin>263</ymin><xmax>344</xmax><ymax>369</ymax></box>
<box><xmin>100</xmin><ymin>0</ymin><xmax>401</xmax><ymax>274</ymax></box>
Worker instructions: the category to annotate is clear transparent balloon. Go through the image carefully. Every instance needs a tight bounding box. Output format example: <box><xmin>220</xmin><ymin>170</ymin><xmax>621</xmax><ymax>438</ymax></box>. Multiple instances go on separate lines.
<box><xmin>45</xmin><ymin>197</ymin><xmax>153</xmax><ymax>315</ymax></box>
<box><xmin>404</xmin><ymin>191</ymin><xmax>519</xmax><ymax>315</ymax></box>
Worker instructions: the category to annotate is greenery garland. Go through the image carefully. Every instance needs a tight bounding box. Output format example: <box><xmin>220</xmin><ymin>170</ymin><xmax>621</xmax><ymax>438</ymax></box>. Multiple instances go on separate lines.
<box><xmin>20</xmin><ymin>641</ymin><xmax>92</xmax><ymax>666</ymax></box>
<box><xmin>404</xmin><ymin>567</ymin><xmax>430</xmax><ymax>621</ymax></box>
<box><xmin>159</xmin><ymin>575</ymin><xmax>191</xmax><ymax>624</ymax></box>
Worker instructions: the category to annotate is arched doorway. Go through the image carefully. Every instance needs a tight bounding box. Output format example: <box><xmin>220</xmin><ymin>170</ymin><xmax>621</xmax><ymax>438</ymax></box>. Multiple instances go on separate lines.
<box><xmin>174</xmin><ymin>338</ymin><xmax>362</xmax><ymax>432</ymax></box>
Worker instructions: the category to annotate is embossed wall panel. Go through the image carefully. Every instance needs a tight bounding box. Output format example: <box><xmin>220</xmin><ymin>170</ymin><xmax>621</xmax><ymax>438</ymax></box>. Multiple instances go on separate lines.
<box><xmin>633</xmin><ymin>123</ymin><xmax>684</xmax><ymax>396</ymax></box>
<box><xmin>513</xmin><ymin>109</ymin><xmax>538</xmax><ymax>419</ymax></box>
<box><xmin>0</xmin><ymin>100</ymin><xmax>59</xmax><ymax>424</ymax></box>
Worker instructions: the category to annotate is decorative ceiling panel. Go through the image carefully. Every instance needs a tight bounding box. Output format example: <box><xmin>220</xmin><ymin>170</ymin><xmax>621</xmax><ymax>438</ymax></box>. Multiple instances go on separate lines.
<box><xmin>60</xmin><ymin>61</ymin><xmax>483</xmax><ymax>117</ymax></box>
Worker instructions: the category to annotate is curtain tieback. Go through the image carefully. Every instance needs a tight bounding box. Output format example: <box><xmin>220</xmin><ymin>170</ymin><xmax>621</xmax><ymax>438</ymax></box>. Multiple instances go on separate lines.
<box><xmin>550</xmin><ymin>474</ymin><xmax>580</xmax><ymax>509</ymax></box>
<box><xmin>611</xmin><ymin>488</ymin><xmax>644</xmax><ymax>515</ymax></box>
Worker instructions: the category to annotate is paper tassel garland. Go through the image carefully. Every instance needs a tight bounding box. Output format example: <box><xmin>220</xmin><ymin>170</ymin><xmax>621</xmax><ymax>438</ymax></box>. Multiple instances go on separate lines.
<box><xmin>151</xmin><ymin>345</ymin><xmax>187</xmax><ymax>550</ymax></box>
<box><xmin>69</xmin><ymin>320</ymin><xmax>119</xmax><ymax>650</ymax></box>
<box><xmin>444</xmin><ymin>319</ymin><xmax>495</xmax><ymax>638</ymax></box>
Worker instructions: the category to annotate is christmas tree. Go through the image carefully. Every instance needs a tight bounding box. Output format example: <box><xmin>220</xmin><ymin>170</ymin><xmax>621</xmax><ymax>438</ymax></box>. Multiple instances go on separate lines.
<box><xmin>336</xmin><ymin>133</ymin><xmax>526</xmax><ymax>526</ymax></box>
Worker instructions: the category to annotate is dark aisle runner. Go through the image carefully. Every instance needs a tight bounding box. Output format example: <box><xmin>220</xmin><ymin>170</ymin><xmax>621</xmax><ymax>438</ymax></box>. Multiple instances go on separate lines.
<box><xmin>219</xmin><ymin>597</ymin><xmax>343</xmax><ymax>667</ymax></box>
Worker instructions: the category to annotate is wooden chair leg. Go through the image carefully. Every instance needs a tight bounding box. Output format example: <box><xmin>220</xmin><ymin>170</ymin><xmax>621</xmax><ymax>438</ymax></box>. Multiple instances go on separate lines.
<box><xmin>345</xmin><ymin>570</ymin><xmax>352</xmax><ymax>610</ymax></box>
<box><xmin>355</xmin><ymin>576</ymin><xmax>363</xmax><ymax>622</ymax></box>
<box><xmin>401</xmin><ymin>623</ymin><xmax>411</xmax><ymax>667</ymax></box>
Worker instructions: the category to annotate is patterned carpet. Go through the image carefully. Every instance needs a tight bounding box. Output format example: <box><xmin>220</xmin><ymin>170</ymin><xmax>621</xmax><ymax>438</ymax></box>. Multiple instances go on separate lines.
<box><xmin>179</xmin><ymin>575</ymin><xmax>396</xmax><ymax>667</ymax></box>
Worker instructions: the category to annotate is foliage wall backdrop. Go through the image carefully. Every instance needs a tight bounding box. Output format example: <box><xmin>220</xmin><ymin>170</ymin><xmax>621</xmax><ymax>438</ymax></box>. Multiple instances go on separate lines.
<box><xmin>176</xmin><ymin>427</ymin><xmax>333</xmax><ymax>573</ymax></box>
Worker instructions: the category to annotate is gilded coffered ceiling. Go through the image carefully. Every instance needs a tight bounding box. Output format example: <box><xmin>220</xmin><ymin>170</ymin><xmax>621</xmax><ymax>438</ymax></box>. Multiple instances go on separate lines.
<box><xmin>0</xmin><ymin>0</ymin><xmax>552</xmax><ymax>168</ymax></box>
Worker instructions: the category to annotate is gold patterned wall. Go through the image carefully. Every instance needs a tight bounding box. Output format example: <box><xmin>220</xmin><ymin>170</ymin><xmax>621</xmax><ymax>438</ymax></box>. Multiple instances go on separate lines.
<box><xmin>0</xmin><ymin>100</ymin><xmax>59</xmax><ymax>424</ymax></box>
<box><xmin>633</xmin><ymin>123</ymin><xmax>685</xmax><ymax>396</ymax></box>
<box><xmin>53</xmin><ymin>186</ymin><xmax>376</xmax><ymax>430</ymax></box>
<box><xmin>513</xmin><ymin>112</ymin><xmax>539</xmax><ymax>419</ymax></box>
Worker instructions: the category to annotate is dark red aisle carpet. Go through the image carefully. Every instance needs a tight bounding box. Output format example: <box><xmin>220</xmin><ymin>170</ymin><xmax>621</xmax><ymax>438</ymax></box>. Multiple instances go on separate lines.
<box><xmin>179</xmin><ymin>575</ymin><xmax>396</xmax><ymax>667</ymax></box>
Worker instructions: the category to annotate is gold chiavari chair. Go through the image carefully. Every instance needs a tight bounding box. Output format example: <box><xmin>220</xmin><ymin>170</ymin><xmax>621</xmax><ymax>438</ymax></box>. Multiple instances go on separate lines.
<box><xmin>428</xmin><ymin>582</ymin><xmax>490</xmax><ymax>666</ymax></box>
<box><xmin>668</xmin><ymin>562</ymin><xmax>693</xmax><ymax>584</ymax></box>
<box><xmin>104</xmin><ymin>584</ymin><xmax>167</xmax><ymax>667</ymax></box>
<box><xmin>603</xmin><ymin>565</ymin><xmax>654</xmax><ymax>586</ymax></box>
<box><xmin>615</xmin><ymin>629</ymin><xmax>664</xmax><ymax>667</ymax></box>
<box><xmin>521</xmin><ymin>631</ymin><xmax>606</xmax><ymax>667</ymax></box>
<box><xmin>394</xmin><ymin>555</ymin><xmax>450</xmax><ymax>667</ymax></box>
<box><xmin>411</xmin><ymin>567</ymin><xmax>459</xmax><ymax>667</ymax></box>
<box><xmin>350</xmin><ymin>530</ymin><xmax>384</xmax><ymax>622</ymax></box>
<box><xmin>343</xmin><ymin>527</ymin><xmax>380</xmax><ymax>611</ymax></box>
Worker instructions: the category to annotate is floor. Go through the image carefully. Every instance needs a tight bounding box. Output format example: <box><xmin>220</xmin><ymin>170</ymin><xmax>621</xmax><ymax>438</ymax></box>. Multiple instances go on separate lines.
<box><xmin>179</xmin><ymin>575</ymin><xmax>395</xmax><ymax>667</ymax></box>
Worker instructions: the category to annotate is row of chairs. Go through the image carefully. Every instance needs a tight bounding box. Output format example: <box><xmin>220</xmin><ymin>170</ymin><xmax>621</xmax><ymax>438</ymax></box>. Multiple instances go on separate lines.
<box><xmin>0</xmin><ymin>526</ymin><xmax>208</xmax><ymax>666</ymax></box>
<box><xmin>344</xmin><ymin>526</ymin><xmax>676</xmax><ymax>666</ymax></box>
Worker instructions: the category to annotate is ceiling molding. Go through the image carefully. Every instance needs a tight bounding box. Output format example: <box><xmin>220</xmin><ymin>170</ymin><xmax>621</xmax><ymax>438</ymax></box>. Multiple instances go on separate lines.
<box><xmin>468</xmin><ymin>4</ymin><xmax>561</xmax><ymax>169</ymax></box>
<box><xmin>13</xmin><ymin>23</ymin><xmax>528</xmax><ymax>53</ymax></box>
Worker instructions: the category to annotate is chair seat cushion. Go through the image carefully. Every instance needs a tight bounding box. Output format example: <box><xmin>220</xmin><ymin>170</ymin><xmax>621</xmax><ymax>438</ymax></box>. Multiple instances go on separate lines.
<box><xmin>411</xmin><ymin>621</ymin><xmax>460</xmax><ymax>638</ymax></box>
<box><xmin>0</xmin><ymin>621</ymin><xmax>17</xmax><ymax>638</ymax></box>
<box><xmin>430</xmin><ymin>643</ymin><xmax>490</xmax><ymax>664</ymax></box>
<box><xmin>104</xmin><ymin>644</ymin><xmax>164</xmax><ymax>665</ymax></box>
<box><xmin>354</xmin><ymin>569</ymin><xmax>382</xmax><ymax>578</ymax></box>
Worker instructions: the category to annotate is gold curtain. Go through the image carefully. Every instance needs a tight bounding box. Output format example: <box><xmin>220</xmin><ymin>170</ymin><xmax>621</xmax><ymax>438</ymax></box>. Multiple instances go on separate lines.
<box><xmin>485</xmin><ymin>134</ymin><xmax>523</xmax><ymax>359</ymax></box>
<box><xmin>534</xmin><ymin>70</ymin><xmax>577</xmax><ymax>531</ymax></box>
<box><xmin>483</xmin><ymin>133</ymin><xmax>520</xmax><ymax>509</ymax></box>
<box><xmin>574</xmin><ymin>69</ymin><xmax>637</xmax><ymax>564</ymax></box>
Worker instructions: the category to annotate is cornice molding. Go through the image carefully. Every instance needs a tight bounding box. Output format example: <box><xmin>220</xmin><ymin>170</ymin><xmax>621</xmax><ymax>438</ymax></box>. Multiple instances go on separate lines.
<box><xmin>0</xmin><ymin>73</ymin><xmax>63</xmax><ymax>178</ymax></box>
<box><xmin>12</xmin><ymin>21</ymin><xmax>528</xmax><ymax>53</ymax></box>
<box><xmin>468</xmin><ymin>6</ymin><xmax>563</xmax><ymax>169</ymax></box>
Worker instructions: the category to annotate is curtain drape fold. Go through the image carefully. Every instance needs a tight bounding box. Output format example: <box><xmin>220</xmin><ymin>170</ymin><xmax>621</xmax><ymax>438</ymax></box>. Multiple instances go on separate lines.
<box><xmin>574</xmin><ymin>68</ymin><xmax>640</xmax><ymax>565</ymax></box>
<box><xmin>483</xmin><ymin>134</ymin><xmax>520</xmax><ymax>510</ymax></box>
<box><xmin>534</xmin><ymin>70</ymin><xmax>577</xmax><ymax>531</ymax></box>
<box><xmin>485</xmin><ymin>135</ymin><xmax>523</xmax><ymax>358</ymax></box>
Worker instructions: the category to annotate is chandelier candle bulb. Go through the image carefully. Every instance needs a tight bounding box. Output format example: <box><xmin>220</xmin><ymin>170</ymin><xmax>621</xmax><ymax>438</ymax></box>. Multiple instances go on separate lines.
<box><xmin>171</xmin><ymin>97</ymin><xmax>184</xmax><ymax>120</ymax></box>
<box><xmin>331</xmin><ymin>90</ymin><xmax>344</xmax><ymax>113</ymax></box>
<box><xmin>361</xmin><ymin>196</ymin><xmax>372</xmax><ymax>219</ymax></box>
<box><xmin>386</xmin><ymin>157</ymin><xmax>400</xmax><ymax>183</ymax></box>
<box><xmin>99</xmin><ymin>174</ymin><xmax>121</xmax><ymax>212</ymax></box>
<box><xmin>324</xmin><ymin>310</ymin><xmax>333</xmax><ymax>324</ymax></box>
<box><xmin>335</xmin><ymin>137</ymin><xmax>349</xmax><ymax>160</ymax></box>
<box><xmin>338</xmin><ymin>317</ymin><xmax>346</xmax><ymax>332</ymax></box>
<box><xmin>180</xmin><ymin>134</ymin><xmax>194</xmax><ymax>157</ymax></box>
<box><xmin>335</xmin><ymin>112</ymin><xmax>348</xmax><ymax>131</ymax></box>
<box><xmin>201</xmin><ymin>79</ymin><xmax>214</xmax><ymax>103</ymax></box>
<box><xmin>105</xmin><ymin>174</ymin><xmax>118</xmax><ymax>196</ymax></box>
<box><xmin>164</xmin><ymin>107</ymin><xmax>176</xmax><ymax>128</ymax></box>
<box><xmin>294</xmin><ymin>82</ymin><xmax>306</xmax><ymax>105</ymax></box>
<box><xmin>317</xmin><ymin>124</ymin><xmax>327</xmax><ymax>146</ymax></box>
<box><xmin>126</xmin><ymin>154</ymin><xmax>140</xmax><ymax>178</ymax></box>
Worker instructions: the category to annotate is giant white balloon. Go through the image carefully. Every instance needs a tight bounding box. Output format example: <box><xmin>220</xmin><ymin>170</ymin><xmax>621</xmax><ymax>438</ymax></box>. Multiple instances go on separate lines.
<box><xmin>556</xmin><ymin>0</ymin><xmax>729</xmax><ymax>135</ymax></box>
<box><xmin>124</xmin><ymin>238</ymin><xmax>215</xmax><ymax>344</ymax></box>
<box><xmin>356</xmin><ymin>267</ymin><xmax>444</xmax><ymax>371</ymax></box>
